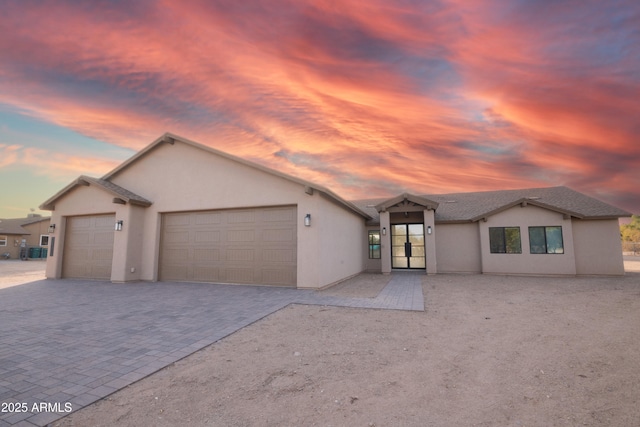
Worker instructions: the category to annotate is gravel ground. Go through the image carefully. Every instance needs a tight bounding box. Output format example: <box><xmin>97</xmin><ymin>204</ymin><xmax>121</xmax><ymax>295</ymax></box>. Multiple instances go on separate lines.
<box><xmin>2</xmin><ymin>258</ymin><xmax>639</xmax><ymax>426</ymax></box>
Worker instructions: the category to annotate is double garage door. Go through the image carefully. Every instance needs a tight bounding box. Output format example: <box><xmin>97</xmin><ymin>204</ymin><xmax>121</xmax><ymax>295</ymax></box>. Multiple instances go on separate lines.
<box><xmin>159</xmin><ymin>206</ymin><xmax>297</xmax><ymax>286</ymax></box>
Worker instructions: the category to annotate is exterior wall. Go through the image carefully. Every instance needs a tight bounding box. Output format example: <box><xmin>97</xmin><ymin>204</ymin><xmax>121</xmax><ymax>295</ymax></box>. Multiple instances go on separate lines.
<box><xmin>312</xmin><ymin>194</ymin><xmax>367</xmax><ymax>288</ymax></box>
<box><xmin>23</xmin><ymin>220</ymin><xmax>51</xmax><ymax>249</ymax></box>
<box><xmin>435</xmin><ymin>223</ymin><xmax>482</xmax><ymax>273</ymax></box>
<box><xmin>479</xmin><ymin>205</ymin><xmax>576</xmax><ymax>275</ymax></box>
<box><xmin>573</xmin><ymin>219</ymin><xmax>625</xmax><ymax>275</ymax></box>
<box><xmin>0</xmin><ymin>234</ymin><xmax>22</xmax><ymax>259</ymax></box>
<box><xmin>45</xmin><ymin>185</ymin><xmax>123</xmax><ymax>279</ymax></box>
<box><xmin>380</xmin><ymin>212</ymin><xmax>391</xmax><ymax>274</ymax></box>
<box><xmin>0</xmin><ymin>220</ymin><xmax>50</xmax><ymax>260</ymax></box>
<box><xmin>46</xmin><ymin>141</ymin><xmax>366</xmax><ymax>288</ymax></box>
<box><xmin>364</xmin><ymin>226</ymin><xmax>382</xmax><ymax>272</ymax></box>
<box><xmin>424</xmin><ymin>209</ymin><xmax>437</xmax><ymax>274</ymax></box>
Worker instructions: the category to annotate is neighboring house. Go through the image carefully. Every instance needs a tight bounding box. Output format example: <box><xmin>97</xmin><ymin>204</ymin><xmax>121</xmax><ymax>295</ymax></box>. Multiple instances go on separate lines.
<box><xmin>0</xmin><ymin>215</ymin><xmax>51</xmax><ymax>260</ymax></box>
<box><xmin>40</xmin><ymin>133</ymin><xmax>631</xmax><ymax>288</ymax></box>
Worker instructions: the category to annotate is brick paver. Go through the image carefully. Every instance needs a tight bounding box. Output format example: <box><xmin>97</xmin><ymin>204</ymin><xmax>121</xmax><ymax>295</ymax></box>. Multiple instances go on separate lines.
<box><xmin>0</xmin><ymin>273</ymin><xmax>423</xmax><ymax>426</ymax></box>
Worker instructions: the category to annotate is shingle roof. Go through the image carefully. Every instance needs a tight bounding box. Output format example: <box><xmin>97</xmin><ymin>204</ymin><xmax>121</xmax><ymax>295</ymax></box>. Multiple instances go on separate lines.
<box><xmin>0</xmin><ymin>216</ymin><xmax>50</xmax><ymax>235</ymax></box>
<box><xmin>79</xmin><ymin>176</ymin><xmax>152</xmax><ymax>206</ymax></box>
<box><xmin>40</xmin><ymin>176</ymin><xmax>152</xmax><ymax>210</ymax></box>
<box><xmin>351</xmin><ymin>186</ymin><xmax>631</xmax><ymax>224</ymax></box>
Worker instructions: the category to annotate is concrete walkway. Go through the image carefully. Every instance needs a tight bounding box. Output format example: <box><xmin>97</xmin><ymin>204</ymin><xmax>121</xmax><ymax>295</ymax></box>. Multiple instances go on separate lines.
<box><xmin>0</xmin><ymin>273</ymin><xmax>423</xmax><ymax>426</ymax></box>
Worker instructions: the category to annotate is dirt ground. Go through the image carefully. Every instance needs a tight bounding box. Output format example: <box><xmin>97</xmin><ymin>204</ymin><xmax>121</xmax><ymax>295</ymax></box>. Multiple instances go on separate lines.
<box><xmin>0</xmin><ymin>259</ymin><xmax>46</xmax><ymax>289</ymax></box>
<box><xmin>2</xmin><ymin>259</ymin><xmax>639</xmax><ymax>426</ymax></box>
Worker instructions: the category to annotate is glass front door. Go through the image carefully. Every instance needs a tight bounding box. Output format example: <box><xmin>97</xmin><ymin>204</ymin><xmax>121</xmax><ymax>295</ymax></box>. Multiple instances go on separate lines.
<box><xmin>391</xmin><ymin>223</ymin><xmax>426</xmax><ymax>269</ymax></box>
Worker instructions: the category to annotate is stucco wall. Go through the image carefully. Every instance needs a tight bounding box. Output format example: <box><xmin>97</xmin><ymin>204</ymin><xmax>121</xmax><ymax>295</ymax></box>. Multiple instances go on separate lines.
<box><xmin>312</xmin><ymin>194</ymin><xmax>367</xmax><ymax>288</ymax></box>
<box><xmin>572</xmin><ymin>219</ymin><xmax>625</xmax><ymax>275</ymax></box>
<box><xmin>435</xmin><ymin>223</ymin><xmax>481</xmax><ymax>273</ymax></box>
<box><xmin>363</xmin><ymin>226</ymin><xmax>382</xmax><ymax>272</ymax></box>
<box><xmin>479</xmin><ymin>205</ymin><xmax>576</xmax><ymax>275</ymax></box>
<box><xmin>23</xmin><ymin>220</ymin><xmax>50</xmax><ymax>249</ymax></box>
<box><xmin>45</xmin><ymin>185</ymin><xmax>123</xmax><ymax>279</ymax></box>
<box><xmin>0</xmin><ymin>235</ymin><xmax>21</xmax><ymax>259</ymax></box>
<box><xmin>69</xmin><ymin>140</ymin><xmax>368</xmax><ymax>288</ymax></box>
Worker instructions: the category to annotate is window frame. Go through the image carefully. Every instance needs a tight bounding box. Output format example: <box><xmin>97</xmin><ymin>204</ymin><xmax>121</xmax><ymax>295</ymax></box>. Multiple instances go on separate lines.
<box><xmin>39</xmin><ymin>235</ymin><xmax>49</xmax><ymax>246</ymax></box>
<box><xmin>489</xmin><ymin>227</ymin><xmax>522</xmax><ymax>254</ymax></box>
<box><xmin>528</xmin><ymin>226</ymin><xmax>564</xmax><ymax>254</ymax></box>
<box><xmin>0</xmin><ymin>235</ymin><xmax>6</xmax><ymax>247</ymax></box>
<box><xmin>368</xmin><ymin>230</ymin><xmax>381</xmax><ymax>259</ymax></box>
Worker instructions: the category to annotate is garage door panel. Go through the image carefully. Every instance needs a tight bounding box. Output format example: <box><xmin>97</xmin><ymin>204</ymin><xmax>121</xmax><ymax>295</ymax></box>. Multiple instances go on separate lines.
<box><xmin>263</xmin><ymin>249</ymin><xmax>295</xmax><ymax>263</ymax></box>
<box><xmin>225</xmin><ymin>267</ymin><xmax>255</xmax><ymax>283</ymax></box>
<box><xmin>262</xmin><ymin>268</ymin><xmax>296</xmax><ymax>285</ymax></box>
<box><xmin>63</xmin><ymin>214</ymin><xmax>115</xmax><ymax>280</ymax></box>
<box><xmin>193</xmin><ymin>266</ymin><xmax>220</xmax><ymax>282</ymax></box>
<box><xmin>263</xmin><ymin>228</ymin><xmax>295</xmax><ymax>242</ymax></box>
<box><xmin>226</xmin><ymin>248</ymin><xmax>254</xmax><ymax>262</ymax></box>
<box><xmin>160</xmin><ymin>206</ymin><xmax>296</xmax><ymax>286</ymax></box>
<box><xmin>228</xmin><ymin>210</ymin><xmax>255</xmax><ymax>223</ymax></box>
<box><xmin>194</xmin><ymin>248</ymin><xmax>219</xmax><ymax>261</ymax></box>
<box><xmin>195</xmin><ymin>212</ymin><xmax>222</xmax><ymax>225</ymax></box>
<box><xmin>195</xmin><ymin>230</ymin><xmax>220</xmax><ymax>243</ymax></box>
<box><xmin>227</xmin><ymin>229</ymin><xmax>255</xmax><ymax>242</ymax></box>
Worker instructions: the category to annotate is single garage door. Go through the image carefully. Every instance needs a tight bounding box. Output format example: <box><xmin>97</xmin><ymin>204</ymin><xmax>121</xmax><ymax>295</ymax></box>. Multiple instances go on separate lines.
<box><xmin>62</xmin><ymin>214</ymin><xmax>115</xmax><ymax>280</ymax></box>
<box><xmin>159</xmin><ymin>206</ymin><xmax>297</xmax><ymax>286</ymax></box>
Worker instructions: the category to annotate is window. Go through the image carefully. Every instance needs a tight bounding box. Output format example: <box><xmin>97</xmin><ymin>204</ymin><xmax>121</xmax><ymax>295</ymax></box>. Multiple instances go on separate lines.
<box><xmin>0</xmin><ymin>235</ymin><xmax>6</xmax><ymax>246</ymax></box>
<box><xmin>368</xmin><ymin>230</ymin><xmax>381</xmax><ymax>259</ymax></box>
<box><xmin>529</xmin><ymin>226</ymin><xmax>564</xmax><ymax>254</ymax></box>
<box><xmin>489</xmin><ymin>227</ymin><xmax>521</xmax><ymax>254</ymax></box>
<box><xmin>39</xmin><ymin>235</ymin><xmax>49</xmax><ymax>246</ymax></box>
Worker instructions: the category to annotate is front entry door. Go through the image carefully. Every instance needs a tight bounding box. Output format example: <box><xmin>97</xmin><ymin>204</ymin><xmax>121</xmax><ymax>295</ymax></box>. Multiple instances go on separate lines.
<box><xmin>391</xmin><ymin>224</ymin><xmax>426</xmax><ymax>269</ymax></box>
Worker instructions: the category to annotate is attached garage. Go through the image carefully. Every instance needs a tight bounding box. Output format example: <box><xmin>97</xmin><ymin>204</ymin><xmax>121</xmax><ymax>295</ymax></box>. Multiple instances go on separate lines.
<box><xmin>159</xmin><ymin>206</ymin><xmax>297</xmax><ymax>286</ymax></box>
<box><xmin>62</xmin><ymin>214</ymin><xmax>115</xmax><ymax>280</ymax></box>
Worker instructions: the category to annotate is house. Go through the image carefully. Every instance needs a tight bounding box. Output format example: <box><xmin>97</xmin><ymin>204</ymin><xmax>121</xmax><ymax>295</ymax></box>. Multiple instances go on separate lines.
<box><xmin>0</xmin><ymin>214</ymin><xmax>51</xmax><ymax>259</ymax></box>
<box><xmin>40</xmin><ymin>133</ymin><xmax>631</xmax><ymax>287</ymax></box>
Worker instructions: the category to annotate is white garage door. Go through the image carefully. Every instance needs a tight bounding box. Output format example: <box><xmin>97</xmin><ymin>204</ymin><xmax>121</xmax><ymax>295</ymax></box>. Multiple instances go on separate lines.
<box><xmin>62</xmin><ymin>214</ymin><xmax>115</xmax><ymax>280</ymax></box>
<box><xmin>159</xmin><ymin>206</ymin><xmax>297</xmax><ymax>286</ymax></box>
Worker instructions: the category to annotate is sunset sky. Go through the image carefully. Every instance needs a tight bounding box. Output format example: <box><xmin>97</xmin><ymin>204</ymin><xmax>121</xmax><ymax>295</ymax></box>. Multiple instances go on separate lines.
<box><xmin>1</xmin><ymin>0</ymin><xmax>638</xmax><ymax>218</ymax></box>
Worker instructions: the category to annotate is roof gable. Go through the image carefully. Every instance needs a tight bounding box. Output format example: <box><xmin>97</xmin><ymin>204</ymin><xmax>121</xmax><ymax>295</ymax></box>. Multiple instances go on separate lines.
<box><xmin>102</xmin><ymin>133</ymin><xmax>370</xmax><ymax>220</ymax></box>
<box><xmin>375</xmin><ymin>193</ymin><xmax>439</xmax><ymax>212</ymax></box>
<box><xmin>40</xmin><ymin>176</ymin><xmax>152</xmax><ymax>211</ymax></box>
<box><xmin>0</xmin><ymin>216</ymin><xmax>50</xmax><ymax>235</ymax></box>
<box><xmin>352</xmin><ymin>186</ymin><xmax>631</xmax><ymax>224</ymax></box>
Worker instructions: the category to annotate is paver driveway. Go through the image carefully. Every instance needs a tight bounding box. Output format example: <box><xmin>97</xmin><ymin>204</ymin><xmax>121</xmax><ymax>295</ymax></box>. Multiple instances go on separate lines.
<box><xmin>0</xmin><ymin>275</ymin><xmax>423</xmax><ymax>426</ymax></box>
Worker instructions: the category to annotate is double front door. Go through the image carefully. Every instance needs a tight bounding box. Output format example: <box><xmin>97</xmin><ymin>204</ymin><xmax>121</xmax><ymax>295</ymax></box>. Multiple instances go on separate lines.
<box><xmin>391</xmin><ymin>224</ymin><xmax>426</xmax><ymax>269</ymax></box>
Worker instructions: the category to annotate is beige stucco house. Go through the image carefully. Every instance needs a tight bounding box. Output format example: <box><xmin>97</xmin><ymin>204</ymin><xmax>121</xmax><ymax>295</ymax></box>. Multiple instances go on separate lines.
<box><xmin>40</xmin><ymin>133</ymin><xmax>630</xmax><ymax>288</ymax></box>
<box><xmin>0</xmin><ymin>215</ymin><xmax>51</xmax><ymax>259</ymax></box>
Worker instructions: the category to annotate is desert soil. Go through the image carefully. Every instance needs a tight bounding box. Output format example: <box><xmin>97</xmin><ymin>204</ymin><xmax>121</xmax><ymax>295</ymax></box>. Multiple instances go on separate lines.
<box><xmin>2</xmin><ymin>259</ymin><xmax>639</xmax><ymax>426</ymax></box>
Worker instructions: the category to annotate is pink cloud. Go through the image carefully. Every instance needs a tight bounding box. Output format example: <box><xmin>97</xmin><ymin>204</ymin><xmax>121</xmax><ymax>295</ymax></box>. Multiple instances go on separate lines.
<box><xmin>0</xmin><ymin>0</ymin><xmax>637</xmax><ymax>212</ymax></box>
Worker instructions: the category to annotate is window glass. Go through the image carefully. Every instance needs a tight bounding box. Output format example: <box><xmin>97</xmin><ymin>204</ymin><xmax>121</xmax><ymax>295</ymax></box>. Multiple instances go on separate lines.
<box><xmin>529</xmin><ymin>226</ymin><xmax>564</xmax><ymax>254</ymax></box>
<box><xmin>40</xmin><ymin>235</ymin><xmax>49</xmax><ymax>246</ymax></box>
<box><xmin>392</xmin><ymin>257</ymin><xmax>408</xmax><ymax>268</ymax></box>
<box><xmin>489</xmin><ymin>227</ymin><xmax>505</xmax><ymax>253</ymax></box>
<box><xmin>410</xmin><ymin>257</ymin><xmax>426</xmax><ymax>268</ymax></box>
<box><xmin>489</xmin><ymin>227</ymin><xmax>521</xmax><ymax>254</ymax></box>
<box><xmin>392</xmin><ymin>225</ymin><xmax>407</xmax><ymax>236</ymax></box>
<box><xmin>528</xmin><ymin>227</ymin><xmax>546</xmax><ymax>254</ymax></box>
<box><xmin>505</xmin><ymin>227</ymin><xmax>522</xmax><ymax>253</ymax></box>
<box><xmin>368</xmin><ymin>231</ymin><xmax>381</xmax><ymax>259</ymax></box>
<box><xmin>545</xmin><ymin>227</ymin><xmax>564</xmax><ymax>254</ymax></box>
<box><xmin>0</xmin><ymin>235</ymin><xmax>6</xmax><ymax>246</ymax></box>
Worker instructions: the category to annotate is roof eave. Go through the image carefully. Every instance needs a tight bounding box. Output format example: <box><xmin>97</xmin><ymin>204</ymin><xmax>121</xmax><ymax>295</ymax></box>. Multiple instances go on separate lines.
<box><xmin>470</xmin><ymin>198</ymin><xmax>585</xmax><ymax>222</ymax></box>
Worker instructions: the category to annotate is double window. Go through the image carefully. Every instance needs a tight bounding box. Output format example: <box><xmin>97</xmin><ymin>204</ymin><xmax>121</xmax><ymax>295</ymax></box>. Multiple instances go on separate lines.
<box><xmin>0</xmin><ymin>235</ymin><xmax>6</xmax><ymax>247</ymax></box>
<box><xmin>529</xmin><ymin>226</ymin><xmax>564</xmax><ymax>254</ymax></box>
<box><xmin>368</xmin><ymin>230</ymin><xmax>381</xmax><ymax>259</ymax></box>
<box><xmin>489</xmin><ymin>226</ymin><xmax>564</xmax><ymax>254</ymax></box>
<box><xmin>489</xmin><ymin>227</ymin><xmax>522</xmax><ymax>254</ymax></box>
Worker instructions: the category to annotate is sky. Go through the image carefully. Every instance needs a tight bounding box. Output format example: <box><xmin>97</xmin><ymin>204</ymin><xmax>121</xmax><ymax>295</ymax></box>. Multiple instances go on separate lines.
<box><xmin>0</xmin><ymin>0</ymin><xmax>638</xmax><ymax>218</ymax></box>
